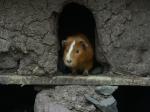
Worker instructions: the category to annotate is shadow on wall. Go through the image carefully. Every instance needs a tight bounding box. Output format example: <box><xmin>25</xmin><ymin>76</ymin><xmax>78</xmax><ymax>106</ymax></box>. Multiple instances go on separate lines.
<box><xmin>57</xmin><ymin>2</ymin><xmax>109</xmax><ymax>74</ymax></box>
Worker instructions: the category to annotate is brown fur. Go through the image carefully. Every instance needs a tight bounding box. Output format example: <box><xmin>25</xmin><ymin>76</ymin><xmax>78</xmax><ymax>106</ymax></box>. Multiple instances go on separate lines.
<box><xmin>63</xmin><ymin>33</ymin><xmax>94</xmax><ymax>74</ymax></box>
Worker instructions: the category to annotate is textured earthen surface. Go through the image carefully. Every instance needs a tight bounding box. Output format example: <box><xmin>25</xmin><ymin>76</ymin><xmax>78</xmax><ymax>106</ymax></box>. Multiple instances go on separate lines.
<box><xmin>34</xmin><ymin>86</ymin><xmax>99</xmax><ymax>112</ymax></box>
<box><xmin>92</xmin><ymin>0</ymin><xmax>150</xmax><ymax>75</ymax></box>
<box><xmin>0</xmin><ymin>0</ymin><xmax>150</xmax><ymax>76</ymax></box>
<box><xmin>0</xmin><ymin>0</ymin><xmax>59</xmax><ymax>75</ymax></box>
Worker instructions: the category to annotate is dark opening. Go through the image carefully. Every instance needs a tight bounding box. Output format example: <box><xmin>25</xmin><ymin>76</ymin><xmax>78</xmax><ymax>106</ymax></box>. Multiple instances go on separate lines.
<box><xmin>57</xmin><ymin>3</ymin><xmax>97</xmax><ymax>73</ymax></box>
<box><xmin>0</xmin><ymin>85</ymin><xmax>37</xmax><ymax>112</ymax></box>
<box><xmin>113</xmin><ymin>86</ymin><xmax>150</xmax><ymax>112</ymax></box>
<box><xmin>58</xmin><ymin>3</ymin><xmax>96</xmax><ymax>41</ymax></box>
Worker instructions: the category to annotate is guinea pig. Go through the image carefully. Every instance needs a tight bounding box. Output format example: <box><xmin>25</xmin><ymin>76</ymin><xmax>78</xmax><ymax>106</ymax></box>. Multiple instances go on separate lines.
<box><xmin>62</xmin><ymin>33</ymin><xmax>94</xmax><ymax>74</ymax></box>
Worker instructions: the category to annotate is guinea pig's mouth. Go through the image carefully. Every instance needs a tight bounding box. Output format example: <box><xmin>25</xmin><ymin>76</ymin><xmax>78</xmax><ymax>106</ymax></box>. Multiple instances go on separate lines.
<box><xmin>64</xmin><ymin>59</ymin><xmax>74</xmax><ymax>67</ymax></box>
<box><xmin>64</xmin><ymin>61</ymin><xmax>73</xmax><ymax>67</ymax></box>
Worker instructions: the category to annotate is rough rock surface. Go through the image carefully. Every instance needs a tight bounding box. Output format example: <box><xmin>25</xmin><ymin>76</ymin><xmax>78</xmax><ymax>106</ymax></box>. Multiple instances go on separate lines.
<box><xmin>34</xmin><ymin>86</ymin><xmax>100</xmax><ymax>112</ymax></box>
<box><xmin>92</xmin><ymin>0</ymin><xmax>150</xmax><ymax>75</ymax></box>
<box><xmin>95</xmin><ymin>86</ymin><xmax>118</xmax><ymax>96</ymax></box>
<box><xmin>86</xmin><ymin>95</ymin><xmax>118</xmax><ymax>112</ymax></box>
<box><xmin>0</xmin><ymin>0</ymin><xmax>58</xmax><ymax>75</ymax></box>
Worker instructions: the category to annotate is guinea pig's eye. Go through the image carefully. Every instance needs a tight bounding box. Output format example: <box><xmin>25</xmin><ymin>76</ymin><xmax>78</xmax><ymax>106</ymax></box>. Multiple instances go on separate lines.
<box><xmin>76</xmin><ymin>49</ymin><xmax>79</xmax><ymax>53</ymax></box>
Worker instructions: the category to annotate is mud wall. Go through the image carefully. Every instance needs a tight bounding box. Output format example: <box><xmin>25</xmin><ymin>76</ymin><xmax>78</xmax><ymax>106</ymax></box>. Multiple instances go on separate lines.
<box><xmin>94</xmin><ymin>0</ymin><xmax>150</xmax><ymax>75</ymax></box>
<box><xmin>0</xmin><ymin>0</ymin><xmax>59</xmax><ymax>75</ymax></box>
<box><xmin>0</xmin><ymin>0</ymin><xmax>150</xmax><ymax>76</ymax></box>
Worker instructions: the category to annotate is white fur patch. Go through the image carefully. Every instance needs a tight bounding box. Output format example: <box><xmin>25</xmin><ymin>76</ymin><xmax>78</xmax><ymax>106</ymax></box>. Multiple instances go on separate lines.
<box><xmin>66</xmin><ymin>40</ymin><xmax>76</xmax><ymax>61</ymax></box>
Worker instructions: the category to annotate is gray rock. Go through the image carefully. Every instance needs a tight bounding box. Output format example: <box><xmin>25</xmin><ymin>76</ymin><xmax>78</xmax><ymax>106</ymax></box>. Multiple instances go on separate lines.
<box><xmin>99</xmin><ymin>96</ymin><xmax>118</xmax><ymax>112</ymax></box>
<box><xmin>91</xmin><ymin>67</ymin><xmax>103</xmax><ymax>75</ymax></box>
<box><xmin>17</xmin><ymin>54</ymin><xmax>45</xmax><ymax>75</ymax></box>
<box><xmin>99</xmin><ymin>96</ymin><xmax>116</xmax><ymax>107</ymax></box>
<box><xmin>95</xmin><ymin>0</ymin><xmax>150</xmax><ymax>75</ymax></box>
<box><xmin>0</xmin><ymin>56</ymin><xmax>17</xmax><ymax>69</ymax></box>
<box><xmin>86</xmin><ymin>95</ymin><xmax>118</xmax><ymax>112</ymax></box>
<box><xmin>34</xmin><ymin>90</ymin><xmax>71</xmax><ymax>112</ymax></box>
<box><xmin>0</xmin><ymin>39</ymin><xmax>10</xmax><ymax>52</ymax></box>
<box><xmin>95</xmin><ymin>86</ymin><xmax>118</xmax><ymax>96</ymax></box>
<box><xmin>12</xmin><ymin>34</ymin><xmax>28</xmax><ymax>54</ymax></box>
<box><xmin>34</xmin><ymin>86</ymin><xmax>99</xmax><ymax>112</ymax></box>
<box><xmin>0</xmin><ymin>0</ymin><xmax>59</xmax><ymax>75</ymax></box>
<box><xmin>38</xmin><ymin>51</ymin><xmax>57</xmax><ymax>74</ymax></box>
<box><xmin>100</xmin><ymin>96</ymin><xmax>118</xmax><ymax>112</ymax></box>
<box><xmin>47</xmin><ymin>103</ymin><xmax>71</xmax><ymax>112</ymax></box>
<box><xmin>26</xmin><ymin>38</ymin><xmax>45</xmax><ymax>55</ymax></box>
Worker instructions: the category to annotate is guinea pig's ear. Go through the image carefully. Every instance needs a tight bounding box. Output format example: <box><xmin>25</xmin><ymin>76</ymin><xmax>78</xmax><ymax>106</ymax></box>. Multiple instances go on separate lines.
<box><xmin>61</xmin><ymin>40</ymin><xmax>67</xmax><ymax>47</ymax></box>
<box><xmin>80</xmin><ymin>41</ymin><xmax>88</xmax><ymax>50</ymax></box>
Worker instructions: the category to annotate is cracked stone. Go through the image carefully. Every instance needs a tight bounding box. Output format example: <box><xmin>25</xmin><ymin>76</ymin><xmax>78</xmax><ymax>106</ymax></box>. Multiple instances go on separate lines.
<box><xmin>34</xmin><ymin>86</ymin><xmax>98</xmax><ymax>112</ymax></box>
<box><xmin>0</xmin><ymin>56</ymin><xmax>18</xmax><ymax>69</ymax></box>
<box><xmin>95</xmin><ymin>86</ymin><xmax>118</xmax><ymax>96</ymax></box>
<box><xmin>42</xmin><ymin>32</ymin><xmax>57</xmax><ymax>46</ymax></box>
<box><xmin>26</xmin><ymin>38</ymin><xmax>45</xmax><ymax>55</ymax></box>
<box><xmin>86</xmin><ymin>95</ymin><xmax>118</xmax><ymax>112</ymax></box>
<box><xmin>0</xmin><ymin>39</ymin><xmax>10</xmax><ymax>52</ymax></box>
<box><xmin>38</xmin><ymin>51</ymin><xmax>57</xmax><ymax>74</ymax></box>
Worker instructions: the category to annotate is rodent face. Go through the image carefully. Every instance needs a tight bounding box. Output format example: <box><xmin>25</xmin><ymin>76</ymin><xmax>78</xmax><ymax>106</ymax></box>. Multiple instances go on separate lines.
<box><xmin>63</xmin><ymin>38</ymin><xmax>87</xmax><ymax>68</ymax></box>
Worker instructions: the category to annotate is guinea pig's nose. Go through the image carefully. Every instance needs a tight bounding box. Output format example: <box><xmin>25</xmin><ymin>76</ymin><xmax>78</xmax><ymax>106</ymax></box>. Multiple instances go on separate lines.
<box><xmin>67</xmin><ymin>60</ymin><xmax>72</xmax><ymax>63</ymax></box>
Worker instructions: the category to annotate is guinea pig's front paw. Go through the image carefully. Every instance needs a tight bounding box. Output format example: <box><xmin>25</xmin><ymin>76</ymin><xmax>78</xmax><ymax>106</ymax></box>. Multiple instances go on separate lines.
<box><xmin>83</xmin><ymin>70</ymin><xmax>89</xmax><ymax>75</ymax></box>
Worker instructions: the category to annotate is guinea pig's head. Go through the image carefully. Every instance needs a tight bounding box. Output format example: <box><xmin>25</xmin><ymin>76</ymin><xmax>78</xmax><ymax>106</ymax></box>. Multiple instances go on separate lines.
<box><xmin>62</xmin><ymin>37</ymin><xmax>88</xmax><ymax>68</ymax></box>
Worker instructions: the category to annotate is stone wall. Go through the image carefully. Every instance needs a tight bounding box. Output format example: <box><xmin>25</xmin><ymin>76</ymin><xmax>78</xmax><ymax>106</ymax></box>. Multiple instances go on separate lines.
<box><xmin>0</xmin><ymin>0</ymin><xmax>59</xmax><ymax>75</ymax></box>
<box><xmin>92</xmin><ymin>0</ymin><xmax>150</xmax><ymax>75</ymax></box>
<box><xmin>0</xmin><ymin>0</ymin><xmax>150</xmax><ymax>76</ymax></box>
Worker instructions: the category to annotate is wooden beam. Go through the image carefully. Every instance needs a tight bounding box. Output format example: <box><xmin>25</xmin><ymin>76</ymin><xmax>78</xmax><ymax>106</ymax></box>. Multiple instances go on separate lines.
<box><xmin>0</xmin><ymin>72</ymin><xmax>150</xmax><ymax>86</ymax></box>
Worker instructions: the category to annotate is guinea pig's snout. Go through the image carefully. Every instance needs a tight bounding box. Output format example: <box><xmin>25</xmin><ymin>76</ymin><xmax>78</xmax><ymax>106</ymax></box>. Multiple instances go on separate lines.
<box><xmin>64</xmin><ymin>58</ymin><xmax>73</xmax><ymax>67</ymax></box>
<box><xmin>66</xmin><ymin>59</ymin><xmax>72</xmax><ymax>64</ymax></box>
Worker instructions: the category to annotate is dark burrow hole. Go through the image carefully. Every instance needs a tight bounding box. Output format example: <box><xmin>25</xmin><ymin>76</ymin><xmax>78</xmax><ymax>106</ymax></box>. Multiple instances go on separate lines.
<box><xmin>0</xmin><ymin>85</ymin><xmax>37</xmax><ymax>112</ymax></box>
<box><xmin>113</xmin><ymin>86</ymin><xmax>150</xmax><ymax>112</ymax></box>
<box><xmin>57</xmin><ymin>2</ymin><xmax>108</xmax><ymax>74</ymax></box>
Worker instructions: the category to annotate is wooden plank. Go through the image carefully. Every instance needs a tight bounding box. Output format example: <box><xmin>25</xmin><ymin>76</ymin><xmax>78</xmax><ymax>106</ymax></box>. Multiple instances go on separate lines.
<box><xmin>0</xmin><ymin>72</ymin><xmax>150</xmax><ymax>86</ymax></box>
<box><xmin>0</xmin><ymin>75</ymin><xmax>50</xmax><ymax>86</ymax></box>
<box><xmin>50</xmin><ymin>75</ymin><xmax>150</xmax><ymax>86</ymax></box>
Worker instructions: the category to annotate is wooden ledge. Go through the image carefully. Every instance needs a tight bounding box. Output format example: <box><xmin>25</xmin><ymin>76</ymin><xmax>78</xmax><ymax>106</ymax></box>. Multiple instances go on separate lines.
<box><xmin>0</xmin><ymin>72</ymin><xmax>150</xmax><ymax>86</ymax></box>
